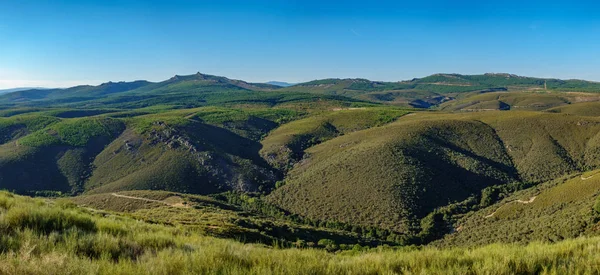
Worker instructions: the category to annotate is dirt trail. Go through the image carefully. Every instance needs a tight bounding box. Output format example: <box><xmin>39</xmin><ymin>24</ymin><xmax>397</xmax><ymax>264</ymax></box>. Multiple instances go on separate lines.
<box><xmin>332</xmin><ymin>107</ymin><xmax>367</xmax><ymax>111</ymax></box>
<box><xmin>110</xmin><ymin>193</ymin><xmax>188</xmax><ymax>208</ymax></box>
<box><xmin>581</xmin><ymin>174</ymin><xmax>596</xmax><ymax>180</ymax></box>
<box><xmin>484</xmin><ymin>196</ymin><xmax>537</xmax><ymax>218</ymax></box>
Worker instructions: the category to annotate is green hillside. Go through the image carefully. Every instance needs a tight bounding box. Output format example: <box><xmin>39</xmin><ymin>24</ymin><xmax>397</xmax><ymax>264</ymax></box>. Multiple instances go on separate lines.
<box><xmin>546</xmin><ymin>101</ymin><xmax>600</xmax><ymax>116</ymax></box>
<box><xmin>436</xmin><ymin>91</ymin><xmax>600</xmax><ymax>111</ymax></box>
<box><xmin>267</xmin><ymin>111</ymin><xmax>600</xmax><ymax>241</ymax></box>
<box><xmin>4</xmin><ymin>72</ymin><xmax>600</xmax><ymax>263</ymax></box>
<box><xmin>267</xmin><ymin>114</ymin><xmax>518</xmax><ymax>234</ymax></box>
<box><xmin>438</xmin><ymin>169</ymin><xmax>600</xmax><ymax>247</ymax></box>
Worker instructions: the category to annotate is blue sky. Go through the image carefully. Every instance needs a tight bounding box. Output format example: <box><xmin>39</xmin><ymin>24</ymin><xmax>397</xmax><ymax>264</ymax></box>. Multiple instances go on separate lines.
<box><xmin>1</xmin><ymin>0</ymin><xmax>600</xmax><ymax>88</ymax></box>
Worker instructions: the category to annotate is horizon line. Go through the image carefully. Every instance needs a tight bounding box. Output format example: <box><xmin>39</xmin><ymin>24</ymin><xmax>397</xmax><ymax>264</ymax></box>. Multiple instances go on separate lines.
<box><xmin>1</xmin><ymin>71</ymin><xmax>599</xmax><ymax>90</ymax></box>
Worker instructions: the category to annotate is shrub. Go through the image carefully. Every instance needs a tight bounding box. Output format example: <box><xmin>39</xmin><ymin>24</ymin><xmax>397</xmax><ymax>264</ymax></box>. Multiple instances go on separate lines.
<box><xmin>318</xmin><ymin>239</ymin><xmax>338</xmax><ymax>251</ymax></box>
<box><xmin>74</xmin><ymin>233</ymin><xmax>143</xmax><ymax>261</ymax></box>
<box><xmin>3</xmin><ymin>206</ymin><xmax>96</xmax><ymax>234</ymax></box>
<box><xmin>96</xmin><ymin>219</ymin><xmax>129</xmax><ymax>237</ymax></box>
<box><xmin>134</xmin><ymin>233</ymin><xmax>177</xmax><ymax>251</ymax></box>
<box><xmin>594</xmin><ymin>197</ymin><xmax>600</xmax><ymax>214</ymax></box>
<box><xmin>275</xmin><ymin>181</ymin><xmax>286</xmax><ymax>189</ymax></box>
<box><xmin>419</xmin><ymin>211</ymin><xmax>449</xmax><ymax>243</ymax></box>
<box><xmin>54</xmin><ymin>199</ymin><xmax>77</xmax><ymax>209</ymax></box>
<box><xmin>0</xmin><ymin>195</ymin><xmax>14</xmax><ymax>210</ymax></box>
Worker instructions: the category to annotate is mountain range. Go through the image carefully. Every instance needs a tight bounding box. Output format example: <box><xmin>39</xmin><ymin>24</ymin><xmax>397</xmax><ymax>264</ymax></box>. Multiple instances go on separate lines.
<box><xmin>265</xmin><ymin>81</ymin><xmax>296</xmax><ymax>87</ymax></box>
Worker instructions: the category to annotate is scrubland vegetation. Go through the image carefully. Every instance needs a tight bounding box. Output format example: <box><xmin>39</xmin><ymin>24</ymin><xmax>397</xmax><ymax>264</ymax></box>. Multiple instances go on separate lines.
<box><xmin>3</xmin><ymin>72</ymin><xmax>600</xmax><ymax>273</ymax></box>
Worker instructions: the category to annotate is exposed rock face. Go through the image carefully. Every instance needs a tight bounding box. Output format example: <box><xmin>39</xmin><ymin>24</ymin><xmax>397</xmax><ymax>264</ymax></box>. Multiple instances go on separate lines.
<box><xmin>148</xmin><ymin>121</ymin><xmax>277</xmax><ymax>192</ymax></box>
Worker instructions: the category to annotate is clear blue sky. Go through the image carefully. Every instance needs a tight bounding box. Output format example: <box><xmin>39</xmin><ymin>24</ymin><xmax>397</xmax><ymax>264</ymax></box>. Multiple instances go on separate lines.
<box><xmin>1</xmin><ymin>0</ymin><xmax>600</xmax><ymax>88</ymax></box>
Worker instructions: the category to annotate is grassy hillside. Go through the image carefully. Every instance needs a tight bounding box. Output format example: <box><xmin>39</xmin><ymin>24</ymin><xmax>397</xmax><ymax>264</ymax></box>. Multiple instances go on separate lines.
<box><xmin>546</xmin><ymin>101</ymin><xmax>600</xmax><ymax>116</ymax></box>
<box><xmin>0</xmin><ymin>103</ymin><xmax>326</xmax><ymax>196</ymax></box>
<box><xmin>0</xmin><ymin>73</ymin><xmax>370</xmax><ymax>111</ymax></box>
<box><xmin>0</xmin><ymin>81</ymin><xmax>151</xmax><ymax>103</ymax></box>
<box><xmin>2</xmin><ymin>191</ymin><xmax>600</xmax><ymax>274</ymax></box>
<box><xmin>3</xmin><ymin>96</ymin><xmax>600</xmax><ymax>247</ymax></box>
<box><xmin>437</xmin><ymin>91</ymin><xmax>600</xmax><ymax>111</ymax></box>
<box><xmin>438</xmin><ymin>169</ymin><xmax>600</xmax><ymax>247</ymax></box>
<box><xmin>72</xmin><ymin>190</ymin><xmax>384</xmax><ymax>248</ymax></box>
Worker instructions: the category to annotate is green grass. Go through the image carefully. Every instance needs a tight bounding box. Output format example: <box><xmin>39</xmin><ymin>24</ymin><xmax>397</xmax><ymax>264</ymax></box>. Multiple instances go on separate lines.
<box><xmin>0</xmin><ymin>117</ymin><xmax>125</xmax><ymax>194</ymax></box>
<box><xmin>3</xmin><ymin>191</ymin><xmax>600</xmax><ymax>274</ymax></box>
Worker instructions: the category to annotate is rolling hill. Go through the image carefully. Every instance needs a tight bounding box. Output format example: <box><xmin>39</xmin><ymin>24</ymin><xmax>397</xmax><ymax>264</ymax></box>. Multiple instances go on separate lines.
<box><xmin>3</xmin><ymin>72</ymin><xmax>600</xmax><ymax>249</ymax></box>
<box><xmin>266</xmin><ymin>111</ymin><xmax>600</xmax><ymax>241</ymax></box>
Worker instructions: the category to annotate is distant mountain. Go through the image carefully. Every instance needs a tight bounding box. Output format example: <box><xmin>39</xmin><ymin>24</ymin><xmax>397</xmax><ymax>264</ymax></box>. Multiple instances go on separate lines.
<box><xmin>266</xmin><ymin>81</ymin><xmax>295</xmax><ymax>87</ymax></box>
<box><xmin>0</xmin><ymin>81</ymin><xmax>152</xmax><ymax>104</ymax></box>
<box><xmin>279</xmin><ymin>73</ymin><xmax>600</xmax><ymax>108</ymax></box>
<box><xmin>3</xmin><ymin>72</ymin><xmax>600</xmax><ymax>109</ymax></box>
<box><xmin>0</xmin><ymin>73</ymin><xmax>286</xmax><ymax>107</ymax></box>
<box><xmin>0</xmin><ymin>87</ymin><xmax>49</xmax><ymax>94</ymax></box>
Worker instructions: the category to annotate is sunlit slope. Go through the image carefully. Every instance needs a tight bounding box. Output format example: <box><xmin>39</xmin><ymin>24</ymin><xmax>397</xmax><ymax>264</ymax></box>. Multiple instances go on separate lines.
<box><xmin>4</xmin><ymin>191</ymin><xmax>600</xmax><ymax>274</ymax></box>
<box><xmin>546</xmin><ymin>101</ymin><xmax>600</xmax><ymax>116</ymax></box>
<box><xmin>268</xmin><ymin>111</ymin><xmax>600</xmax><ymax>232</ymax></box>
<box><xmin>439</xmin><ymin>92</ymin><xmax>571</xmax><ymax>111</ymax></box>
<box><xmin>439</xmin><ymin>91</ymin><xmax>600</xmax><ymax>112</ymax></box>
<box><xmin>476</xmin><ymin>112</ymin><xmax>600</xmax><ymax>182</ymax></box>
<box><xmin>439</xmin><ymin>169</ymin><xmax>600</xmax><ymax>246</ymax></box>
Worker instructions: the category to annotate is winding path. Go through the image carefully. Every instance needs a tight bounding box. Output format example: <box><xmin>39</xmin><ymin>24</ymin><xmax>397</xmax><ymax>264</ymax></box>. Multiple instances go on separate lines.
<box><xmin>110</xmin><ymin>193</ymin><xmax>188</xmax><ymax>208</ymax></box>
<box><xmin>484</xmin><ymin>196</ymin><xmax>537</xmax><ymax>218</ymax></box>
<box><xmin>581</xmin><ymin>175</ymin><xmax>596</xmax><ymax>180</ymax></box>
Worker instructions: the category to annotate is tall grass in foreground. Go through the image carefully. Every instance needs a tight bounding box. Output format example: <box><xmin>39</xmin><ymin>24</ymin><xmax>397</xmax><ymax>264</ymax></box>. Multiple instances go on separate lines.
<box><xmin>0</xmin><ymin>190</ymin><xmax>599</xmax><ymax>274</ymax></box>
